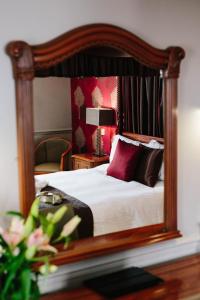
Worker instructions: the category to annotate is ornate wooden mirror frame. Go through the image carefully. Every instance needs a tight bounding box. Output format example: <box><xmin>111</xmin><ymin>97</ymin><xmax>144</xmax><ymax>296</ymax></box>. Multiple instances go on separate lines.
<box><xmin>7</xmin><ymin>24</ymin><xmax>185</xmax><ymax>264</ymax></box>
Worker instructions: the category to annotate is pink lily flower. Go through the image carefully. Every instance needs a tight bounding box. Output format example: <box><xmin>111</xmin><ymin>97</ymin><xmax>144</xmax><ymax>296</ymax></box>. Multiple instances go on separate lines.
<box><xmin>0</xmin><ymin>217</ymin><xmax>25</xmax><ymax>248</ymax></box>
<box><xmin>27</xmin><ymin>227</ymin><xmax>57</xmax><ymax>254</ymax></box>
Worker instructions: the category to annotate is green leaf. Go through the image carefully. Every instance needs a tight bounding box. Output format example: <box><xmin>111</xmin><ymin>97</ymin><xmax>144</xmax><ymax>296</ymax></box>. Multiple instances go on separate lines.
<box><xmin>38</xmin><ymin>214</ymin><xmax>49</xmax><ymax>233</ymax></box>
<box><xmin>10</xmin><ymin>291</ymin><xmax>22</xmax><ymax>300</ymax></box>
<box><xmin>24</xmin><ymin>215</ymin><xmax>35</xmax><ymax>237</ymax></box>
<box><xmin>6</xmin><ymin>211</ymin><xmax>24</xmax><ymax>219</ymax></box>
<box><xmin>30</xmin><ymin>280</ymin><xmax>40</xmax><ymax>300</ymax></box>
<box><xmin>1</xmin><ymin>253</ymin><xmax>25</xmax><ymax>297</ymax></box>
<box><xmin>30</xmin><ymin>255</ymin><xmax>49</xmax><ymax>263</ymax></box>
<box><xmin>30</xmin><ymin>198</ymin><xmax>40</xmax><ymax>218</ymax></box>
<box><xmin>0</xmin><ymin>234</ymin><xmax>11</xmax><ymax>249</ymax></box>
<box><xmin>64</xmin><ymin>236</ymin><xmax>71</xmax><ymax>249</ymax></box>
<box><xmin>20</xmin><ymin>268</ymin><xmax>31</xmax><ymax>300</ymax></box>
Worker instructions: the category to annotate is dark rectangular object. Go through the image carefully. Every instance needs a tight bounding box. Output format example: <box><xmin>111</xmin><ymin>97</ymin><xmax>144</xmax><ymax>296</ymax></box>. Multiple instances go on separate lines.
<box><xmin>83</xmin><ymin>266</ymin><xmax>164</xmax><ymax>298</ymax></box>
<box><xmin>86</xmin><ymin>108</ymin><xmax>115</xmax><ymax>126</ymax></box>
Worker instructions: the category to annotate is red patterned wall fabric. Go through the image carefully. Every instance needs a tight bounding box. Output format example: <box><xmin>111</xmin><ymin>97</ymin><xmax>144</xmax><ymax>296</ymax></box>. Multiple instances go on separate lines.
<box><xmin>71</xmin><ymin>76</ymin><xmax>117</xmax><ymax>154</ymax></box>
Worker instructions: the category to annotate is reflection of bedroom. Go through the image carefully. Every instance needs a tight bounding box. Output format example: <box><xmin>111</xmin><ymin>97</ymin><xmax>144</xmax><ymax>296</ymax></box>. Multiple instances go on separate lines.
<box><xmin>2</xmin><ymin>1</ymin><xmax>200</xmax><ymax>298</ymax></box>
<box><xmin>33</xmin><ymin>76</ymin><xmax>118</xmax><ymax>156</ymax></box>
<box><xmin>33</xmin><ymin>68</ymin><xmax>164</xmax><ymax>237</ymax></box>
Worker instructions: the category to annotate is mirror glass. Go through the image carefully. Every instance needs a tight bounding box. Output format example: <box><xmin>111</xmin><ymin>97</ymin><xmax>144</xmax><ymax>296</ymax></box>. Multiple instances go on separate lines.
<box><xmin>32</xmin><ymin>48</ymin><xmax>164</xmax><ymax>240</ymax></box>
<box><xmin>7</xmin><ymin>23</ymin><xmax>184</xmax><ymax>263</ymax></box>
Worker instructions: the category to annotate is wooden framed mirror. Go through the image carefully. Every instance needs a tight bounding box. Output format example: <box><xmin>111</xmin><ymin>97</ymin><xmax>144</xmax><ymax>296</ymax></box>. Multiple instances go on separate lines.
<box><xmin>6</xmin><ymin>24</ymin><xmax>184</xmax><ymax>265</ymax></box>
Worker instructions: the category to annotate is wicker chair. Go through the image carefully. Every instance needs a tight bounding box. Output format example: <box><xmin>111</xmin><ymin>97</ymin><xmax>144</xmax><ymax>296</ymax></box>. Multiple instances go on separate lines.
<box><xmin>34</xmin><ymin>137</ymin><xmax>72</xmax><ymax>175</ymax></box>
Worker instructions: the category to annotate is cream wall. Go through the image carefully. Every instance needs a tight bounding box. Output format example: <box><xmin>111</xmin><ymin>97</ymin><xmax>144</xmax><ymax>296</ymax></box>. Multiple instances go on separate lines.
<box><xmin>0</xmin><ymin>0</ymin><xmax>200</xmax><ymax>292</ymax></box>
<box><xmin>33</xmin><ymin>77</ymin><xmax>71</xmax><ymax>132</ymax></box>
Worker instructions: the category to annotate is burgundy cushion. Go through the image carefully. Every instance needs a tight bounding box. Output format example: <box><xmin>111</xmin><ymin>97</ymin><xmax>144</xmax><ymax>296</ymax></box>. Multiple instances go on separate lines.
<box><xmin>107</xmin><ymin>139</ymin><xmax>142</xmax><ymax>181</ymax></box>
<box><xmin>134</xmin><ymin>145</ymin><xmax>163</xmax><ymax>187</ymax></box>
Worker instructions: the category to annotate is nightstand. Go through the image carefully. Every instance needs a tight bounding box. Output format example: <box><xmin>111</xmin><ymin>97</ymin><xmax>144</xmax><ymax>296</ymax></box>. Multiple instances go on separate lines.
<box><xmin>71</xmin><ymin>153</ymin><xmax>109</xmax><ymax>170</ymax></box>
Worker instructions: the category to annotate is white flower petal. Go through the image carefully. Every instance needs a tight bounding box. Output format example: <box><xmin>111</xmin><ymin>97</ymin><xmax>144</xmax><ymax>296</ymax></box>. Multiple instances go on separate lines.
<box><xmin>10</xmin><ymin>218</ymin><xmax>24</xmax><ymax>235</ymax></box>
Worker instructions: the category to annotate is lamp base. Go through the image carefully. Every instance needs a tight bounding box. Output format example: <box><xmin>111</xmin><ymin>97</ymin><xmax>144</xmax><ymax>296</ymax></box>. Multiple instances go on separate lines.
<box><xmin>93</xmin><ymin>152</ymin><xmax>107</xmax><ymax>157</ymax></box>
<box><xmin>95</xmin><ymin>127</ymin><xmax>105</xmax><ymax>157</ymax></box>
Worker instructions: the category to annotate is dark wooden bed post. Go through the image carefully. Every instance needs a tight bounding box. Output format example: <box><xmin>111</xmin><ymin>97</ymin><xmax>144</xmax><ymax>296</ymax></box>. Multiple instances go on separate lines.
<box><xmin>164</xmin><ymin>47</ymin><xmax>184</xmax><ymax>231</ymax></box>
<box><xmin>7</xmin><ymin>42</ymin><xmax>35</xmax><ymax>215</ymax></box>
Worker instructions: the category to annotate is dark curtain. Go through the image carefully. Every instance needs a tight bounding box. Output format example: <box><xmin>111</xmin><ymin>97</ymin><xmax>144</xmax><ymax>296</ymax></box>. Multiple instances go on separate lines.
<box><xmin>118</xmin><ymin>76</ymin><xmax>163</xmax><ymax>137</ymax></box>
<box><xmin>35</xmin><ymin>53</ymin><xmax>159</xmax><ymax>78</ymax></box>
<box><xmin>35</xmin><ymin>52</ymin><xmax>163</xmax><ymax>138</ymax></box>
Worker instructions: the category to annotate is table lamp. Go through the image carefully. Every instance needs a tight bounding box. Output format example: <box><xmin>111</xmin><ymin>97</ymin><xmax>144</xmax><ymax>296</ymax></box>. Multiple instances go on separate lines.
<box><xmin>86</xmin><ymin>107</ymin><xmax>115</xmax><ymax>156</ymax></box>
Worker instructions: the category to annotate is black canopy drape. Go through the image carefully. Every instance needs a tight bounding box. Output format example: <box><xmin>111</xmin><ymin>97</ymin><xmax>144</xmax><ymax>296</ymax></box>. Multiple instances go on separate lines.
<box><xmin>118</xmin><ymin>75</ymin><xmax>164</xmax><ymax>138</ymax></box>
<box><xmin>35</xmin><ymin>53</ymin><xmax>159</xmax><ymax>78</ymax></box>
<box><xmin>35</xmin><ymin>52</ymin><xmax>163</xmax><ymax>138</ymax></box>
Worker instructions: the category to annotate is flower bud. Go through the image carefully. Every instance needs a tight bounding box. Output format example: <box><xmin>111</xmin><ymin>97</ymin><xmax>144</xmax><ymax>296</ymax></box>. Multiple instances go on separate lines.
<box><xmin>49</xmin><ymin>265</ymin><xmax>58</xmax><ymax>273</ymax></box>
<box><xmin>39</xmin><ymin>264</ymin><xmax>49</xmax><ymax>275</ymax></box>
<box><xmin>60</xmin><ymin>215</ymin><xmax>81</xmax><ymax>237</ymax></box>
<box><xmin>25</xmin><ymin>245</ymin><xmax>36</xmax><ymax>260</ymax></box>
<box><xmin>51</xmin><ymin>206</ymin><xmax>68</xmax><ymax>224</ymax></box>
<box><xmin>30</xmin><ymin>198</ymin><xmax>40</xmax><ymax>218</ymax></box>
<box><xmin>46</xmin><ymin>223</ymin><xmax>55</xmax><ymax>239</ymax></box>
<box><xmin>46</xmin><ymin>213</ymin><xmax>54</xmax><ymax>222</ymax></box>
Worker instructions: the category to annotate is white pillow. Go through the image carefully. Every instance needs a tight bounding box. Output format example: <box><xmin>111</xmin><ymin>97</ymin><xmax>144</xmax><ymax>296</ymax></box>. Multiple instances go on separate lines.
<box><xmin>109</xmin><ymin>134</ymin><xmax>140</xmax><ymax>162</ymax></box>
<box><xmin>142</xmin><ymin>139</ymin><xmax>164</xmax><ymax>149</ymax></box>
<box><xmin>35</xmin><ymin>178</ymin><xmax>48</xmax><ymax>195</ymax></box>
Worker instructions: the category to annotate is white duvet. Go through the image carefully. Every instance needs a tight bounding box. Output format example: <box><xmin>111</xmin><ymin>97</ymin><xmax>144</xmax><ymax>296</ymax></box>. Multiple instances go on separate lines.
<box><xmin>35</xmin><ymin>164</ymin><xmax>164</xmax><ymax>236</ymax></box>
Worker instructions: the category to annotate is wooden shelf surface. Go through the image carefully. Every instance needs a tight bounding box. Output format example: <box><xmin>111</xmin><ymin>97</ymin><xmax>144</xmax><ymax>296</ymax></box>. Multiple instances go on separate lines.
<box><xmin>41</xmin><ymin>253</ymin><xmax>200</xmax><ymax>299</ymax></box>
<box><xmin>71</xmin><ymin>153</ymin><xmax>109</xmax><ymax>163</ymax></box>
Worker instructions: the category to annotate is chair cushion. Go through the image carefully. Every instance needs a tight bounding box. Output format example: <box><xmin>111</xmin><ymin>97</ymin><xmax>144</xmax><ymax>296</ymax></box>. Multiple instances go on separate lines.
<box><xmin>35</xmin><ymin>140</ymin><xmax>71</xmax><ymax>164</ymax></box>
<box><xmin>34</xmin><ymin>162</ymin><xmax>60</xmax><ymax>173</ymax></box>
<box><xmin>46</xmin><ymin>140</ymin><xmax>68</xmax><ymax>162</ymax></box>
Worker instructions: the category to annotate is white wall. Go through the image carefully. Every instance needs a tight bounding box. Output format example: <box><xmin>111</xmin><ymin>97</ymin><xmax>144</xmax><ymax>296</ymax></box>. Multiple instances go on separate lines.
<box><xmin>33</xmin><ymin>77</ymin><xmax>71</xmax><ymax>132</ymax></box>
<box><xmin>0</xmin><ymin>0</ymin><xmax>200</xmax><ymax>292</ymax></box>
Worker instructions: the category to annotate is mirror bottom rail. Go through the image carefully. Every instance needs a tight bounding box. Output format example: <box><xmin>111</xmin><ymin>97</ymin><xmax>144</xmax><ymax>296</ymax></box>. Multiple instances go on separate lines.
<box><xmin>49</xmin><ymin>224</ymin><xmax>181</xmax><ymax>265</ymax></box>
